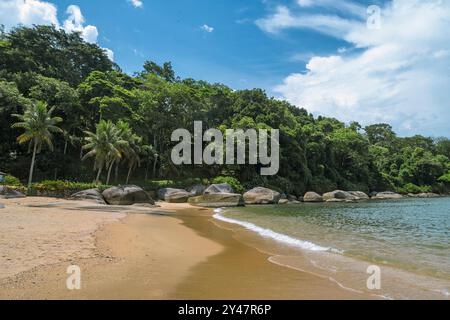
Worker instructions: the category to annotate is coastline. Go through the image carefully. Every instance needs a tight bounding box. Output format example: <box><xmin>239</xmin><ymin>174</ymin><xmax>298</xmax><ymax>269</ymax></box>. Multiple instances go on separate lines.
<box><xmin>0</xmin><ymin>197</ymin><xmax>371</xmax><ymax>299</ymax></box>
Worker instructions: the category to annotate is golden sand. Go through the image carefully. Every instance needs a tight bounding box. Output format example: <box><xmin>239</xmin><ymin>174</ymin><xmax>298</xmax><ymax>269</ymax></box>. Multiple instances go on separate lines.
<box><xmin>0</xmin><ymin>198</ymin><xmax>370</xmax><ymax>299</ymax></box>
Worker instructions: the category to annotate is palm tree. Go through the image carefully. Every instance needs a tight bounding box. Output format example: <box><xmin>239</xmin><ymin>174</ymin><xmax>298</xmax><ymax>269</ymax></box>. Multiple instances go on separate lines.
<box><xmin>12</xmin><ymin>101</ymin><xmax>63</xmax><ymax>191</ymax></box>
<box><xmin>82</xmin><ymin>120</ymin><xmax>126</xmax><ymax>184</ymax></box>
<box><xmin>115</xmin><ymin>121</ymin><xmax>145</xmax><ymax>184</ymax></box>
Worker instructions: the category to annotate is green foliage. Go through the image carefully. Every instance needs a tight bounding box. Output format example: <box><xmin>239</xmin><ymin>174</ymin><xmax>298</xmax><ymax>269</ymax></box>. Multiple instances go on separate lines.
<box><xmin>212</xmin><ymin>176</ymin><xmax>244</xmax><ymax>193</ymax></box>
<box><xmin>396</xmin><ymin>183</ymin><xmax>432</xmax><ymax>194</ymax></box>
<box><xmin>3</xmin><ymin>175</ymin><xmax>22</xmax><ymax>186</ymax></box>
<box><xmin>438</xmin><ymin>173</ymin><xmax>450</xmax><ymax>184</ymax></box>
<box><xmin>142</xmin><ymin>178</ymin><xmax>205</xmax><ymax>191</ymax></box>
<box><xmin>1</xmin><ymin>25</ymin><xmax>450</xmax><ymax>195</ymax></box>
<box><xmin>12</xmin><ymin>101</ymin><xmax>63</xmax><ymax>152</ymax></box>
<box><xmin>31</xmin><ymin>180</ymin><xmax>111</xmax><ymax>192</ymax></box>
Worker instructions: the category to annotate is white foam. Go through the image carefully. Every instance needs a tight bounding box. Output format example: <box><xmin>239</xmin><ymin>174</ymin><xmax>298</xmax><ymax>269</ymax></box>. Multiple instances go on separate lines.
<box><xmin>213</xmin><ymin>209</ymin><xmax>333</xmax><ymax>252</ymax></box>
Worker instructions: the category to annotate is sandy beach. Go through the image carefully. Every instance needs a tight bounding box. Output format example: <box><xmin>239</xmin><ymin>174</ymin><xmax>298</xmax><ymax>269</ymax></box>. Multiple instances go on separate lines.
<box><xmin>0</xmin><ymin>197</ymin><xmax>369</xmax><ymax>300</ymax></box>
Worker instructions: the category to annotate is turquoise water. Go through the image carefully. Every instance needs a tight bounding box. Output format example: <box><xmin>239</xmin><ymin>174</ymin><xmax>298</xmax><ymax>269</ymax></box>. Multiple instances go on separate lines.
<box><xmin>219</xmin><ymin>198</ymin><xmax>450</xmax><ymax>280</ymax></box>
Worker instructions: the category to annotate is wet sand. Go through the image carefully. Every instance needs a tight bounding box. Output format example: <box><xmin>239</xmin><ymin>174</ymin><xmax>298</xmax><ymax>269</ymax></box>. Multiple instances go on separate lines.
<box><xmin>0</xmin><ymin>198</ymin><xmax>370</xmax><ymax>299</ymax></box>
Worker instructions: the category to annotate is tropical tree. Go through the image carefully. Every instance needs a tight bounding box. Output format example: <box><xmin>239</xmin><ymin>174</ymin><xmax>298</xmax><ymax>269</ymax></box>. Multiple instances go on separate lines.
<box><xmin>11</xmin><ymin>101</ymin><xmax>63</xmax><ymax>190</ymax></box>
<box><xmin>82</xmin><ymin>120</ymin><xmax>127</xmax><ymax>184</ymax></box>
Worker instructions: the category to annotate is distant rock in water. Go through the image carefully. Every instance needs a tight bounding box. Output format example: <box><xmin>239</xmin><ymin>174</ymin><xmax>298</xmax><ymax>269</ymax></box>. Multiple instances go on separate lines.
<box><xmin>0</xmin><ymin>186</ymin><xmax>26</xmax><ymax>199</ymax></box>
<box><xmin>188</xmin><ymin>193</ymin><xmax>244</xmax><ymax>208</ymax></box>
<box><xmin>70</xmin><ymin>188</ymin><xmax>106</xmax><ymax>205</ymax></box>
<box><xmin>157</xmin><ymin>188</ymin><xmax>191</xmax><ymax>203</ymax></box>
<box><xmin>303</xmin><ymin>192</ymin><xmax>323</xmax><ymax>203</ymax></box>
<box><xmin>188</xmin><ymin>184</ymin><xmax>206</xmax><ymax>196</ymax></box>
<box><xmin>102</xmin><ymin>185</ymin><xmax>155</xmax><ymax>206</ymax></box>
<box><xmin>323</xmin><ymin>190</ymin><xmax>369</xmax><ymax>202</ymax></box>
<box><xmin>323</xmin><ymin>190</ymin><xmax>356</xmax><ymax>202</ymax></box>
<box><xmin>204</xmin><ymin>183</ymin><xmax>234</xmax><ymax>195</ymax></box>
<box><xmin>348</xmin><ymin>191</ymin><xmax>370</xmax><ymax>200</ymax></box>
<box><xmin>417</xmin><ymin>193</ymin><xmax>440</xmax><ymax>198</ymax></box>
<box><xmin>372</xmin><ymin>191</ymin><xmax>403</xmax><ymax>200</ymax></box>
<box><xmin>243</xmin><ymin>187</ymin><xmax>281</xmax><ymax>205</ymax></box>
<box><xmin>278</xmin><ymin>199</ymin><xmax>289</xmax><ymax>205</ymax></box>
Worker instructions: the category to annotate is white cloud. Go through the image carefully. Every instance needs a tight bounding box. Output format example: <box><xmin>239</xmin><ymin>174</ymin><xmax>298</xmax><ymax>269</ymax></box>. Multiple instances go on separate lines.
<box><xmin>63</xmin><ymin>5</ymin><xmax>98</xmax><ymax>43</ymax></box>
<box><xmin>128</xmin><ymin>0</ymin><xmax>143</xmax><ymax>8</ymax></box>
<box><xmin>0</xmin><ymin>0</ymin><xmax>59</xmax><ymax>29</ymax></box>
<box><xmin>260</xmin><ymin>0</ymin><xmax>450</xmax><ymax>136</ymax></box>
<box><xmin>201</xmin><ymin>24</ymin><xmax>214</xmax><ymax>33</ymax></box>
<box><xmin>255</xmin><ymin>6</ymin><xmax>359</xmax><ymax>38</ymax></box>
<box><xmin>104</xmin><ymin>48</ymin><xmax>114</xmax><ymax>61</ymax></box>
<box><xmin>0</xmin><ymin>0</ymin><xmax>113</xmax><ymax>61</ymax></box>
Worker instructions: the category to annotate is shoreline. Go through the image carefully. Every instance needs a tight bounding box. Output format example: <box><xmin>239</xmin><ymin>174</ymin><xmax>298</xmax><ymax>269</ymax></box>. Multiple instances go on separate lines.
<box><xmin>213</xmin><ymin>203</ymin><xmax>450</xmax><ymax>300</ymax></box>
<box><xmin>0</xmin><ymin>197</ymin><xmax>372</xmax><ymax>299</ymax></box>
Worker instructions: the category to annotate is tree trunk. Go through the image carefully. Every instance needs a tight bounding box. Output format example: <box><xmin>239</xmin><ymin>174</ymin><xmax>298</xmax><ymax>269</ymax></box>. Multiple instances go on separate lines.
<box><xmin>106</xmin><ymin>161</ymin><xmax>114</xmax><ymax>185</ymax></box>
<box><xmin>115</xmin><ymin>161</ymin><xmax>119</xmax><ymax>183</ymax></box>
<box><xmin>145</xmin><ymin>159</ymin><xmax>149</xmax><ymax>181</ymax></box>
<box><xmin>153</xmin><ymin>154</ymin><xmax>158</xmax><ymax>178</ymax></box>
<box><xmin>95</xmin><ymin>166</ymin><xmax>103</xmax><ymax>184</ymax></box>
<box><xmin>27</xmin><ymin>142</ymin><xmax>38</xmax><ymax>192</ymax></box>
<box><xmin>126</xmin><ymin>166</ymin><xmax>133</xmax><ymax>185</ymax></box>
<box><xmin>63</xmin><ymin>138</ymin><xmax>68</xmax><ymax>155</ymax></box>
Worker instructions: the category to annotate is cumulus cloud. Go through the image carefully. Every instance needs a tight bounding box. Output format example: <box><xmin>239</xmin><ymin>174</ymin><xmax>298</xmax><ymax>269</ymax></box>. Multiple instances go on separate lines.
<box><xmin>259</xmin><ymin>0</ymin><xmax>450</xmax><ymax>136</ymax></box>
<box><xmin>63</xmin><ymin>5</ymin><xmax>98</xmax><ymax>43</ymax></box>
<box><xmin>0</xmin><ymin>0</ymin><xmax>113</xmax><ymax>60</ymax></box>
<box><xmin>0</xmin><ymin>0</ymin><xmax>59</xmax><ymax>29</ymax></box>
<box><xmin>201</xmin><ymin>24</ymin><xmax>214</xmax><ymax>33</ymax></box>
<box><xmin>128</xmin><ymin>0</ymin><xmax>143</xmax><ymax>8</ymax></box>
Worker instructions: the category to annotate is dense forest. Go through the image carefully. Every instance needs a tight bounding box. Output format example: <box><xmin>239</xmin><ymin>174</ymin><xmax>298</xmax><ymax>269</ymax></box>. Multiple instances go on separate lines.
<box><xmin>1</xmin><ymin>25</ymin><xmax>449</xmax><ymax>195</ymax></box>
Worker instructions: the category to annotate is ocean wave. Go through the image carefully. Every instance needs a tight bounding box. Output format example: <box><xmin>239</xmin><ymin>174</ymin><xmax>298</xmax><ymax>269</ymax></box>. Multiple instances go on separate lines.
<box><xmin>213</xmin><ymin>208</ymin><xmax>341</xmax><ymax>253</ymax></box>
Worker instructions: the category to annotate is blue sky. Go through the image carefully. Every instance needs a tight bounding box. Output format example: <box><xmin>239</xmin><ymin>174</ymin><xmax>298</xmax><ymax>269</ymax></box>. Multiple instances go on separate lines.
<box><xmin>50</xmin><ymin>0</ymin><xmax>354</xmax><ymax>93</ymax></box>
<box><xmin>1</xmin><ymin>0</ymin><xmax>449</xmax><ymax>137</ymax></box>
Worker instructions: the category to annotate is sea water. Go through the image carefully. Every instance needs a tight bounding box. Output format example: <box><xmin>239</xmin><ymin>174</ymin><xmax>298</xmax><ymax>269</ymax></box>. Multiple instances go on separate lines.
<box><xmin>214</xmin><ymin>198</ymin><xmax>450</xmax><ymax>299</ymax></box>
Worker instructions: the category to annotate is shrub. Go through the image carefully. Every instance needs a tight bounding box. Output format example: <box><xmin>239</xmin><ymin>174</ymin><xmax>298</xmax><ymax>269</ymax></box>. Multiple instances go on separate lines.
<box><xmin>212</xmin><ymin>176</ymin><xmax>244</xmax><ymax>194</ymax></box>
<box><xmin>438</xmin><ymin>173</ymin><xmax>450</xmax><ymax>184</ymax></box>
<box><xmin>397</xmin><ymin>183</ymin><xmax>432</xmax><ymax>194</ymax></box>
<box><xmin>142</xmin><ymin>178</ymin><xmax>205</xmax><ymax>191</ymax></box>
<box><xmin>31</xmin><ymin>180</ymin><xmax>111</xmax><ymax>192</ymax></box>
<box><xmin>3</xmin><ymin>175</ymin><xmax>22</xmax><ymax>186</ymax></box>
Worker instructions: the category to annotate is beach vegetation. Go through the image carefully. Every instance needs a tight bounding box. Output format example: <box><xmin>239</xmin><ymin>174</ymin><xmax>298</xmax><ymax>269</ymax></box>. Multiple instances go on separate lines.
<box><xmin>1</xmin><ymin>25</ymin><xmax>449</xmax><ymax>194</ymax></box>
<box><xmin>11</xmin><ymin>101</ymin><xmax>63</xmax><ymax>191</ymax></box>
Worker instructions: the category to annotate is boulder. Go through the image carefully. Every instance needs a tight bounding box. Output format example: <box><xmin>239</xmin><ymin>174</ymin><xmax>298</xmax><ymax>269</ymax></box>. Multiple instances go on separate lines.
<box><xmin>287</xmin><ymin>194</ymin><xmax>298</xmax><ymax>202</ymax></box>
<box><xmin>157</xmin><ymin>188</ymin><xmax>191</xmax><ymax>203</ymax></box>
<box><xmin>102</xmin><ymin>185</ymin><xmax>155</xmax><ymax>205</ymax></box>
<box><xmin>243</xmin><ymin>187</ymin><xmax>281</xmax><ymax>205</ymax></box>
<box><xmin>325</xmin><ymin>198</ymin><xmax>346</xmax><ymax>203</ymax></box>
<box><xmin>0</xmin><ymin>186</ymin><xmax>26</xmax><ymax>199</ymax></box>
<box><xmin>70</xmin><ymin>188</ymin><xmax>106</xmax><ymax>205</ymax></box>
<box><xmin>369</xmin><ymin>191</ymin><xmax>378</xmax><ymax>198</ymax></box>
<box><xmin>417</xmin><ymin>193</ymin><xmax>440</xmax><ymax>198</ymax></box>
<box><xmin>278</xmin><ymin>199</ymin><xmax>289</xmax><ymax>205</ymax></box>
<box><xmin>188</xmin><ymin>184</ymin><xmax>207</xmax><ymax>196</ymax></box>
<box><xmin>303</xmin><ymin>192</ymin><xmax>323</xmax><ymax>203</ymax></box>
<box><xmin>188</xmin><ymin>193</ymin><xmax>244</xmax><ymax>208</ymax></box>
<box><xmin>348</xmin><ymin>191</ymin><xmax>370</xmax><ymax>200</ymax></box>
<box><xmin>323</xmin><ymin>190</ymin><xmax>356</xmax><ymax>202</ymax></box>
<box><xmin>372</xmin><ymin>191</ymin><xmax>403</xmax><ymax>200</ymax></box>
<box><xmin>204</xmin><ymin>183</ymin><xmax>234</xmax><ymax>195</ymax></box>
